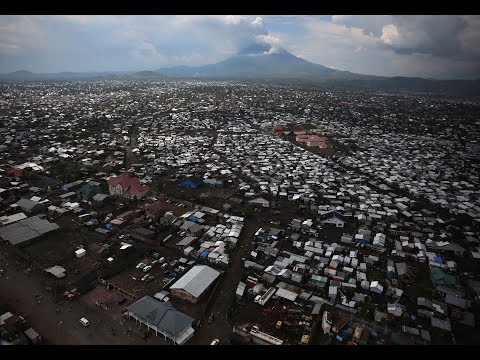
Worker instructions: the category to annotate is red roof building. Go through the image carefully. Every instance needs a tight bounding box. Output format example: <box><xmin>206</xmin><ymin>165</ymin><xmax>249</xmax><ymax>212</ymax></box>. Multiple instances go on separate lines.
<box><xmin>7</xmin><ymin>168</ymin><xmax>23</xmax><ymax>178</ymax></box>
<box><xmin>107</xmin><ymin>173</ymin><xmax>149</xmax><ymax>199</ymax></box>
<box><xmin>292</xmin><ymin>125</ymin><xmax>306</xmax><ymax>135</ymax></box>
<box><xmin>296</xmin><ymin>135</ymin><xmax>328</xmax><ymax>148</ymax></box>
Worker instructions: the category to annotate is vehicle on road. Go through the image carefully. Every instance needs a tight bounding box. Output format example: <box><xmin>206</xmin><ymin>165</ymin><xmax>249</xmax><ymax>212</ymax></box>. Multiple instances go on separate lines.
<box><xmin>63</xmin><ymin>288</ymin><xmax>79</xmax><ymax>300</ymax></box>
<box><xmin>210</xmin><ymin>339</ymin><xmax>220</xmax><ymax>345</ymax></box>
<box><xmin>79</xmin><ymin>317</ymin><xmax>90</xmax><ymax>327</ymax></box>
<box><xmin>144</xmin><ymin>275</ymin><xmax>155</xmax><ymax>283</ymax></box>
<box><xmin>208</xmin><ymin>313</ymin><xmax>214</xmax><ymax>324</ymax></box>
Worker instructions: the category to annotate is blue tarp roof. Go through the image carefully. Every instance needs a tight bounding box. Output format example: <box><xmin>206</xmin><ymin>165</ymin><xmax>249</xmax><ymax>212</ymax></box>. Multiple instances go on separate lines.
<box><xmin>200</xmin><ymin>250</ymin><xmax>209</xmax><ymax>257</ymax></box>
<box><xmin>319</xmin><ymin>210</ymin><xmax>336</xmax><ymax>215</ymax></box>
<box><xmin>434</xmin><ymin>256</ymin><xmax>443</xmax><ymax>263</ymax></box>
<box><xmin>178</xmin><ymin>179</ymin><xmax>200</xmax><ymax>189</ymax></box>
<box><xmin>106</xmin><ymin>223</ymin><xmax>113</xmax><ymax>230</ymax></box>
<box><xmin>187</xmin><ymin>215</ymin><xmax>199</xmax><ymax>223</ymax></box>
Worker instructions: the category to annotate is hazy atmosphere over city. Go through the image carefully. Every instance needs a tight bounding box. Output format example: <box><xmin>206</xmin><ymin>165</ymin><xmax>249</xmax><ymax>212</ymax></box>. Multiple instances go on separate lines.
<box><xmin>1</xmin><ymin>15</ymin><xmax>480</xmax><ymax>79</ymax></box>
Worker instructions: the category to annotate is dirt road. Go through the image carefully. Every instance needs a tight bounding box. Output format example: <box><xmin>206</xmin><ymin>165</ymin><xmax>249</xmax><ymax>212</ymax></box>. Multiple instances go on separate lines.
<box><xmin>189</xmin><ymin>217</ymin><xmax>260</xmax><ymax>344</ymax></box>
<box><xmin>0</xmin><ymin>251</ymin><xmax>164</xmax><ymax>345</ymax></box>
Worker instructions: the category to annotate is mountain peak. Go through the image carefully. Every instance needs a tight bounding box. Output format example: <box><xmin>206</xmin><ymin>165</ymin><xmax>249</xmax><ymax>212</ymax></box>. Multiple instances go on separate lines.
<box><xmin>237</xmin><ymin>43</ymin><xmax>289</xmax><ymax>56</ymax></box>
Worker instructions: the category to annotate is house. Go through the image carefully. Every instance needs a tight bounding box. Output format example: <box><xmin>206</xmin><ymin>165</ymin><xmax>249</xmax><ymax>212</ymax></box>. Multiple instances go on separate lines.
<box><xmin>427</xmin><ymin>242</ymin><xmax>465</xmax><ymax>257</ymax></box>
<box><xmin>23</xmin><ymin>328</ymin><xmax>41</xmax><ymax>344</ymax></box>
<box><xmin>296</xmin><ymin>134</ymin><xmax>328</xmax><ymax>148</ymax></box>
<box><xmin>178</xmin><ymin>179</ymin><xmax>201</xmax><ymax>189</ymax></box>
<box><xmin>130</xmin><ymin>227</ymin><xmax>155</xmax><ymax>243</ymax></box>
<box><xmin>309</xmin><ymin>274</ymin><xmax>328</xmax><ymax>289</ymax></box>
<box><xmin>387</xmin><ymin>303</ymin><xmax>404</xmax><ymax>317</ymax></box>
<box><xmin>77</xmin><ymin>182</ymin><xmax>102</xmax><ymax>200</ymax></box>
<box><xmin>292</xmin><ymin>125</ymin><xmax>306</xmax><ymax>135</ymax></box>
<box><xmin>430</xmin><ymin>317</ymin><xmax>451</xmax><ymax>332</ymax></box>
<box><xmin>61</xmin><ymin>180</ymin><xmax>84</xmax><ymax>192</ymax></box>
<box><xmin>107</xmin><ymin>172</ymin><xmax>149</xmax><ymax>199</ymax></box>
<box><xmin>370</xmin><ymin>281</ymin><xmax>384</xmax><ymax>294</ymax></box>
<box><xmin>373</xmin><ymin>233</ymin><xmax>386</xmax><ymax>247</ymax></box>
<box><xmin>170</xmin><ymin>265</ymin><xmax>221</xmax><ymax>303</ymax></box>
<box><xmin>247</xmin><ymin>197</ymin><xmax>270</xmax><ymax>208</ymax></box>
<box><xmin>341</xmin><ymin>234</ymin><xmax>353</xmax><ymax>244</ymax></box>
<box><xmin>321</xmin><ymin>214</ymin><xmax>345</xmax><ymax>228</ymax></box>
<box><xmin>7</xmin><ymin>168</ymin><xmax>23</xmax><ymax>179</ymax></box>
<box><xmin>145</xmin><ymin>200</ymin><xmax>165</xmax><ymax>217</ymax></box>
<box><xmin>14</xmin><ymin>198</ymin><xmax>44</xmax><ymax>214</ymax></box>
<box><xmin>0</xmin><ymin>216</ymin><xmax>59</xmax><ymax>246</ymax></box>
<box><xmin>176</xmin><ymin>236</ymin><xmax>197</xmax><ymax>249</ymax></box>
<box><xmin>0</xmin><ymin>212</ymin><xmax>28</xmax><ymax>226</ymax></box>
<box><xmin>203</xmin><ymin>178</ymin><xmax>223</xmax><ymax>187</ymax></box>
<box><xmin>430</xmin><ymin>267</ymin><xmax>457</xmax><ymax>287</ymax></box>
<box><xmin>127</xmin><ymin>295</ymin><xmax>195</xmax><ymax>344</ymax></box>
<box><xmin>444</xmin><ymin>294</ymin><xmax>471</xmax><ymax>309</ymax></box>
<box><xmin>44</xmin><ymin>265</ymin><xmax>66</xmax><ymax>279</ymax></box>
<box><xmin>179</xmin><ymin>221</ymin><xmax>204</xmax><ymax>236</ymax></box>
<box><xmin>92</xmin><ymin>193</ymin><xmax>109</xmax><ymax>203</ymax></box>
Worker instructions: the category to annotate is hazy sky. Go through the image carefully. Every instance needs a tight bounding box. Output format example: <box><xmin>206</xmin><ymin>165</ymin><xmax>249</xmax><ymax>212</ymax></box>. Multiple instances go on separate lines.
<box><xmin>0</xmin><ymin>15</ymin><xmax>479</xmax><ymax>79</ymax></box>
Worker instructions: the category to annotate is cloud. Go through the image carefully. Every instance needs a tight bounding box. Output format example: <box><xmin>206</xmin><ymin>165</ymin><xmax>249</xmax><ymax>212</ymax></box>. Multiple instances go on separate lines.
<box><xmin>129</xmin><ymin>41</ymin><xmax>168</xmax><ymax>65</ymax></box>
<box><xmin>0</xmin><ymin>15</ymin><xmax>276</xmax><ymax>71</ymax></box>
<box><xmin>0</xmin><ymin>16</ymin><xmax>43</xmax><ymax>55</ymax></box>
<box><xmin>0</xmin><ymin>15</ymin><xmax>478</xmax><ymax>78</ymax></box>
<box><xmin>277</xmin><ymin>18</ymin><xmax>380</xmax><ymax>71</ymax></box>
<box><xmin>379</xmin><ymin>15</ymin><xmax>477</xmax><ymax>60</ymax></box>
<box><xmin>278</xmin><ymin>15</ymin><xmax>480</xmax><ymax>79</ymax></box>
<box><xmin>255</xmin><ymin>33</ymin><xmax>284</xmax><ymax>54</ymax></box>
<box><xmin>332</xmin><ymin>15</ymin><xmax>392</xmax><ymax>36</ymax></box>
<box><xmin>252</xmin><ymin>16</ymin><xmax>264</xmax><ymax>26</ymax></box>
<box><xmin>0</xmin><ymin>42</ymin><xmax>20</xmax><ymax>54</ymax></box>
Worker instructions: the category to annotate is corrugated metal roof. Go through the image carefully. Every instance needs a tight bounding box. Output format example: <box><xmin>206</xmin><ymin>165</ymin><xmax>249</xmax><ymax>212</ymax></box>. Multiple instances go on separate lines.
<box><xmin>431</xmin><ymin>317</ymin><xmax>451</xmax><ymax>331</ymax></box>
<box><xmin>44</xmin><ymin>265</ymin><xmax>66</xmax><ymax>278</ymax></box>
<box><xmin>0</xmin><ymin>212</ymin><xmax>28</xmax><ymax>225</ymax></box>
<box><xmin>275</xmin><ymin>287</ymin><xmax>298</xmax><ymax>302</ymax></box>
<box><xmin>16</xmin><ymin>198</ymin><xmax>41</xmax><ymax>210</ymax></box>
<box><xmin>127</xmin><ymin>295</ymin><xmax>194</xmax><ymax>337</ymax></box>
<box><xmin>170</xmin><ymin>265</ymin><xmax>220</xmax><ymax>298</ymax></box>
<box><xmin>0</xmin><ymin>216</ymin><xmax>59</xmax><ymax>245</ymax></box>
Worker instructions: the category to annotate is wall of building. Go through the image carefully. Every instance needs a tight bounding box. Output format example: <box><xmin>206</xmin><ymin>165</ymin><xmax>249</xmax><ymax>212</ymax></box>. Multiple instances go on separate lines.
<box><xmin>171</xmin><ymin>288</ymin><xmax>198</xmax><ymax>303</ymax></box>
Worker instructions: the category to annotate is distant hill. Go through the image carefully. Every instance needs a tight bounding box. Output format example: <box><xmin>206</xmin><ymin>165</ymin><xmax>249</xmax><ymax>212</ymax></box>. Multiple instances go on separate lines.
<box><xmin>0</xmin><ymin>70</ymin><xmax>134</xmax><ymax>81</ymax></box>
<box><xmin>4</xmin><ymin>70</ymin><xmax>41</xmax><ymax>80</ymax></box>
<box><xmin>0</xmin><ymin>69</ymin><xmax>168</xmax><ymax>81</ymax></box>
<box><xmin>130</xmin><ymin>71</ymin><xmax>167</xmax><ymax>79</ymax></box>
